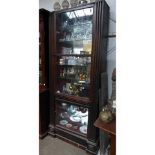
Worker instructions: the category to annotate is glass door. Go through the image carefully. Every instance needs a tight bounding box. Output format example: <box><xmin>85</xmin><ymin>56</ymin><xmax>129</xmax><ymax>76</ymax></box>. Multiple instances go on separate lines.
<box><xmin>55</xmin><ymin>7</ymin><xmax>93</xmax><ymax>98</ymax></box>
<box><xmin>55</xmin><ymin>100</ymin><xmax>88</xmax><ymax>137</ymax></box>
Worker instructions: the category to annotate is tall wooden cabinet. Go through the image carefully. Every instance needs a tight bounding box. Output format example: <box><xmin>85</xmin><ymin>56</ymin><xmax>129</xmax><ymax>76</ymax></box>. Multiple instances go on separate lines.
<box><xmin>48</xmin><ymin>1</ymin><xmax>109</xmax><ymax>154</ymax></box>
<box><xmin>39</xmin><ymin>9</ymin><xmax>50</xmax><ymax>138</ymax></box>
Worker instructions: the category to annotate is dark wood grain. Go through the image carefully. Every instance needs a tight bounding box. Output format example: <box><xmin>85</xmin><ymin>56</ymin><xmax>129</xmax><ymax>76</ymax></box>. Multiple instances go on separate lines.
<box><xmin>52</xmin><ymin>54</ymin><xmax>91</xmax><ymax>57</ymax></box>
<box><xmin>94</xmin><ymin>118</ymin><xmax>116</xmax><ymax>155</ymax></box>
<box><xmin>55</xmin><ymin>92</ymin><xmax>91</xmax><ymax>104</ymax></box>
<box><xmin>39</xmin><ymin>9</ymin><xmax>50</xmax><ymax>138</ymax></box>
<box><xmin>39</xmin><ymin>9</ymin><xmax>49</xmax><ymax>87</ymax></box>
<box><xmin>94</xmin><ymin>118</ymin><xmax>116</xmax><ymax>136</ymax></box>
<box><xmin>39</xmin><ymin>84</ymin><xmax>48</xmax><ymax>93</ymax></box>
<box><xmin>39</xmin><ymin>89</ymin><xmax>50</xmax><ymax>138</ymax></box>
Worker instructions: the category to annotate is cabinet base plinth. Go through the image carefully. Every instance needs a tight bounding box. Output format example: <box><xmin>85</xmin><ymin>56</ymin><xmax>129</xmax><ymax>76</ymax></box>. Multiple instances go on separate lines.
<box><xmin>48</xmin><ymin>124</ymin><xmax>56</xmax><ymax>137</ymax></box>
<box><xmin>48</xmin><ymin>126</ymin><xmax>98</xmax><ymax>155</ymax></box>
<box><xmin>86</xmin><ymin>140</ymin><xmax>99</xmax><ymax>155</ymax></box>
<box><xmin>39</xmin><ymin>131</ymin><xmax>49</xmax><ymax>139</ymax></box>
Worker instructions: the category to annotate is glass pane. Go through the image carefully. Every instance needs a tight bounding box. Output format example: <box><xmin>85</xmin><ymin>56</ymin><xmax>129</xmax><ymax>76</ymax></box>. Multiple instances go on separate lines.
<box><xmin>55</xmin><ymin>7</ymin><xmax>93</xmax><ymax>98</ymax></box>
<box><xmin>56</xmin><ymin>56</ymin><xmax>91</xmax><ymax>97</ymax></box>
<box><xmin>56</xmin><ymin>7</ymin><xmax>93</xmax><ymax>55</ymax></box>
<box><xmin>56</xmin><ymin>101</ymin><xmax>88</xmax><ymax>136</ymax></box>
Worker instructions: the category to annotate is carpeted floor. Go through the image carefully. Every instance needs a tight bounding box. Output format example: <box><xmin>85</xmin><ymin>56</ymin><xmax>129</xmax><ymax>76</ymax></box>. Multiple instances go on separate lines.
<box><xmin>39</xmin><ymin>135</ymin><xmax>92</xmax><ymax>155</ymax></box>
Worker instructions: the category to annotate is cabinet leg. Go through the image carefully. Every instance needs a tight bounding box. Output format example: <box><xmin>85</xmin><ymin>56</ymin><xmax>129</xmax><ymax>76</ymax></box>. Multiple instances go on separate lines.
<box><xmin>86</xmin><ymin>139</ymin><xmax>99</xmax><ymax>154</ymax></box>
<box><xmin>110</xmin><ymin>135</ymin><xmax>116</xmax><ymax>155</ymax></box>
<box><xmin>48</xmin><ymin>124</ymin><xmax>56</xmax><ymax>137</ymax></box>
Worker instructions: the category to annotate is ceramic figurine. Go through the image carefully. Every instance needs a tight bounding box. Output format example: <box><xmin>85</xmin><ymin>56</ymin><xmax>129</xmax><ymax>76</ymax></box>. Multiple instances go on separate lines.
<box><xmin>62</xmin><ymin>0</ymin><xmax>69</xmax><ymax>9</ymax></box>
<box><xmin>79</xmin><ymin>0</ymin><xmax>87</xmax><ymax>5</ymax></box>
<box><xmin>99</xmin><ymin>108</ymin><xmax>114</xmax><ymax>123</ymax></box>
<box><xmin>53</xmin><ymin>2</ymin><xmax>61</xmax><ymax>11</ymax></box>
<box><xmin>70</xmin><ymin>0</ymin><xmax>78</xmax><ymax>8</ymax></box>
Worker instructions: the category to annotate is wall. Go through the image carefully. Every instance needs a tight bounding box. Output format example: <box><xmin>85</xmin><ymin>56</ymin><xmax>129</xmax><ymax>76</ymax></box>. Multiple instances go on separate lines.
<box><xmin>106</xmin><ymin>0</ymin><xmax>116</xmax><ymax>98</ymax></box>
<box><xmin>39</xmin><ymin>0</ymin><xmax>116</xmax><ymax>99</ymax></box>
<box><xmin>39</xmin><ymin>0</ymin><xmax>53</xmax><ymax>11</ymax></box>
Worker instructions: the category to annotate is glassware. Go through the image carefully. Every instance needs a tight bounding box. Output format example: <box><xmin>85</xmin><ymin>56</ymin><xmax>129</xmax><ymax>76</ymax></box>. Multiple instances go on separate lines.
<box><xmin>64</xmin><ymin>57</ymin><xmax>68</xmax><ymax>65</ymax></box>
<box><xmin>59</xmin><ymin>58</ymin><xmax>65</xmax><ymax>65</ymax></box>
<box><xmin>62</xmin><ymin>85</ymin><xmax>67</xmax><ymax>93</ymax></box>
<box><xmin>62</xmin><ymin>47</ymin><xmax>72</xmax><ymax>54</ymax></box>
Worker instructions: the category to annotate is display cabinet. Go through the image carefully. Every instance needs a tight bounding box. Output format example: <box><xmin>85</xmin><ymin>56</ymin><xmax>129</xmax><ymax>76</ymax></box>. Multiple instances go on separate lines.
<box><xmin>39</xmin><ymin>9</ymin><xmax>50</xmax><ymax>138</ymax></box>
<box><xmin>49</xmin><ymin>0</ymin><xmax>109</xmax><ymax>154</ymax></box>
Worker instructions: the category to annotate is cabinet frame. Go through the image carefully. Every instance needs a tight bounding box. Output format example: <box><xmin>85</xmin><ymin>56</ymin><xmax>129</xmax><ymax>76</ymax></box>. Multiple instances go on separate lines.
<box><xmin>48</xmin><ymin>1</ymin><xmax>109</xmax><ymax>154</ymax></box>
<box><xmin>39</xmin><ymin>9</ymin><xmax>50</xmax><ymax>138</ymax></box>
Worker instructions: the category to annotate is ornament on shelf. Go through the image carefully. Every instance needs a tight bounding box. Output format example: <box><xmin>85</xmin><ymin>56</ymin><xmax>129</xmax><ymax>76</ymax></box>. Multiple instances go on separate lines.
<box><xmin>70</xmin><ymin>0</ymin><xmax>78</xmax><ymax>8</ymax></box>
<box><xmin>62</xmin><ymin>0</ymin><xmax>69</xmax><ymax>9</ymax></box>
<box><xmin>79</xmin><ymin>0</ymin><xmax>87</xmax><ymax>5</ymax></box>
<box><xmin>99</xmin><ymin>105</ymin><xmax>114</xmax><ymax>123</ymax></box>
<box><xmin>53</xmin><ymin>2</ymin><xmax>61</xmax><ymax>11</ymax></box>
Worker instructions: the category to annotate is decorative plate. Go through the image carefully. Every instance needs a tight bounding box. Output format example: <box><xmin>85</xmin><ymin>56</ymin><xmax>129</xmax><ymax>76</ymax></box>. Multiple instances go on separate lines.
<box><xmin>70</xmin><ymin>115</ymin><xmax>81</xmax><ymax>122</ymax></box>
<box><xmin>66</xmin><ymin>123</ymin><xmax>72</xmax><ymax>128</ymax></box>
<box><xmin>53</xmin><ymin>2</ymin><xmax>61</xmax><ymax>11</ymax></box>
<box><xmin>79</xmin><ymin>125</ymin><xmax>87</xmax><ymax>134</ymax></box>
<box><xmin>70</xmin><ymin>0</ymin><xmax>78</xmax><ymax>8</ymax></box>
<box><xmin>59</xmin><ymin>120</ymin><xmax>68</xmax><ymax>125</ymax></box>
<box><xmin>62</xmin><ymin>0</ymin><xmax>69</xmax><ymax>9</ymax></box>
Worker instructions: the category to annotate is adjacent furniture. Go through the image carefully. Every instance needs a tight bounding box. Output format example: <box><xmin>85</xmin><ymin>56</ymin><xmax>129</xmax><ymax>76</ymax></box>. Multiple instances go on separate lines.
<box><xmin>48</xmin><ymin>0</ymin><xmax>109</xmax><ymax>154</ymax></box>
<box><xmin>39</xmin><ymin>9</ymin><xmax>50</xmax><ymax>138</ymax></box>
<box><xmin>39</xmin><ymin>9</ymin><xmax>49</xmax><ymax>87</ymax></box>
<box><xmin>39</xmin><ymin>87</ymin><xmax>50</xmax><ymax>138</ymax></box>
<box><xmin>94</xmin><ymin>118</ymin><xmax>116</xmax><ymax>155</ymax></box>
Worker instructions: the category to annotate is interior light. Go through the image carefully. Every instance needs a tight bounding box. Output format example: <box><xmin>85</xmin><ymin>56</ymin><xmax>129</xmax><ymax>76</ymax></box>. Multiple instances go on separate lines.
<box><xmin>66</xmin><ymin>8</ymin><xmax>93</xmax><ymax>19</ymax></box>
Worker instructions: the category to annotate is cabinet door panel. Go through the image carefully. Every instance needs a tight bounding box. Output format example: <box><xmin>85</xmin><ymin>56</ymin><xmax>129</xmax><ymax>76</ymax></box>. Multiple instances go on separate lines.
<box><xmin>55</xmin><ymin>100</ymin><xmax>89</xmax><ymax>137</ymax></box>
<box><xmin>54</xmin><ymin>7</ymin><xmax>94</xmax><ymax>99</ymax></box>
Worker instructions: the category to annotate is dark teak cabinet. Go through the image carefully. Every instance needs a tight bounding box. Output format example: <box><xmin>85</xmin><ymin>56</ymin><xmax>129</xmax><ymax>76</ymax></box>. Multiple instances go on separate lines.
<box><xmin>39</xmin><ymin>9</ymin><xmax>50</xmax><ymax>138</ymax></box>
<box><xmin>48</xmin><ymin>1</ymin><xmax>109</xmax><ymax>154</ymax></box>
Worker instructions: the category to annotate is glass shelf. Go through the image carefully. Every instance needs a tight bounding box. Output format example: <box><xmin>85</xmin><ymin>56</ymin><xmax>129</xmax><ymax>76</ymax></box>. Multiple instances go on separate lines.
<box><xmin>53</xmin><ymin>54</ymin><xmax>91</xmax><ymax>57</ymax></box>
<box><xmin>55</xmin><ymin>92</ymin><xmax>91</xmax><ymax>104</ymax></box>
<box><xmin>58</xmin><ymin>77</ymin><xmax>87</xmax><ymax>84</ymax></box>
<box><xmin>59</xmin><ymin>38</ymin><xmax>92</xmax><ymax>43</ymax></box>
<box><xmin>56</xmin><ymin>82</ymin><xmax>90</xmax><ymax>97</ymax></box>
<box><xmin>57</xmin><ymin>64</ymin><xmax>87</xmax><ymax>67</ymax></box>
<box><xmin>60</xmin><ymin>21</ymin><xmax>92</xmax><ymax>30</ymax></box>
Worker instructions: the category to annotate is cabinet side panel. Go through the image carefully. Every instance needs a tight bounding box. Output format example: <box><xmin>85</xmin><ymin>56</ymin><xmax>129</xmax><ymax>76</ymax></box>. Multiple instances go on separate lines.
<box><xmin>49</xmin><ymin>12</ymin><xmax>56</xmax><ymax>130</ymax></box>
<box><xmin>87</xmin><ymin>0</ymin><xmax>109</xmax><ymax>151</ymax></box>
<box><xmin>100</xmin><ymin>2</ymin><xmax>110</xmax><ymax>73</ymax></box>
